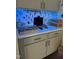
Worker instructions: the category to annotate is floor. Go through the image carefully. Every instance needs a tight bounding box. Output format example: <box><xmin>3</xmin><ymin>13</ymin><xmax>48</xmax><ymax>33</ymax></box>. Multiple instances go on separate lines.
<box><xmin>43</xmin><ymin>47</ymin><xmax>63</xmax><ymax>59</ymax></box>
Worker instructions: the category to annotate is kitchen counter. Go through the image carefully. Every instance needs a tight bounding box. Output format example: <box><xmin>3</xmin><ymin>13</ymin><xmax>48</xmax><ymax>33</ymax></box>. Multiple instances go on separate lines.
<box><xmin>17</xmin><ymin>26</ymin><xmax>63</xmax><ymax>39</ymax></box>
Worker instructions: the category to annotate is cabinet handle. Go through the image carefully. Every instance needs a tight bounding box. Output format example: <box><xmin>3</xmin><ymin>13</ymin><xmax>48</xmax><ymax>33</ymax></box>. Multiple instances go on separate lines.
<box><xmin>43</xmin><ymin>2</ymin><xmax>45</xmax><ymax>9</ymax></box>
<box><xmin>45</xmin><ymin>41</ymin><xmax>47</xmax><ymax>47</ymax></box>
<box><xmin>41</xmin><ymin>1</ymin><xmax>45</xmax><ymax>9</ymax></box>
<box><xmin>48</xmin><ymin>40</ymin><xmax>50</xmax><ymax>46</ymax></box>
<box><xmin>41</xmin><ymin>1</ymin><xmax>43</xmax><ymax>9</ymax></box>
<box><xmin>34</xmin><ymin>38</ymin><xmax>41</xmax><ymax>40</ymax></box>
<box><xmin>40</xmin><ymin>2</ymin><xmax>42</xmax><ymax>9</ymax></box>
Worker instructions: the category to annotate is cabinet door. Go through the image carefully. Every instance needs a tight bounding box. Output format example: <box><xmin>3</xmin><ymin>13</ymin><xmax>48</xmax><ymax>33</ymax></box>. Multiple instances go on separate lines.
<box><xmin>16</xmin><ymin>0</ymin><xmax>42</xmax><ymax>10</ymax></box>
<box><xmin>44</xmin><ymin>0</ymin><xmax>60</xmax><ymax>11</ymax></box>
<box><xmin>58</xmin><ymin>34</ymin><xmax>63</xmax><ymax>46</ymax></box>
<box><xmin>58</xmin><ymin>30</ymin><xmax>63</xmax><ymax>46</ymax></box>
<box><xmin>40</xmin><ymin>40</ymin><xmax>47</xmax><ymax>58</ymax></box>
<box><xmin>16</xmin><ymin>39</ymin><xmax>20</xmax><ymax>59</ymax></box>
<box><xmin>47</xmin><ymin>38</ymin><xmax>58</xmax><ymax>56</ymax></box>
<box><xmin>24</xmin><ymin>40</ymin><xmax>46</xmax><ymax>59</ymax></box>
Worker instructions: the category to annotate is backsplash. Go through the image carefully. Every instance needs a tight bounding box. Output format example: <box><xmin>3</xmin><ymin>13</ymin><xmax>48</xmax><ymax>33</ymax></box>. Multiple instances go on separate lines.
<box><xmin>16</xmin><ymin>8</ymin><xmax>61</xmax><ymax>30</ymax></box>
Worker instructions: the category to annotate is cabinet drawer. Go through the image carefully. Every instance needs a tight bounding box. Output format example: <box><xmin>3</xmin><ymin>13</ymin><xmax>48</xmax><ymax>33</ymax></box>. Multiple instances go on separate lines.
<box><xmin>23</xmin><ymin>33</ymin><xmax>48</xmax><ymax>45</ymax></box>
<box><xmin>58</xmin><ymin>30</ymin><xmax>63</xmax><ymax>35</ymax></box>
<box><xmin>48</xmin><ymin>31</ymin><xmax>59</xmax><ymax>38</ymax></box>
<box><xmin>41</xmin><ymin>33</ymin><xmax>48</xmax><ymax>39</ymax></box>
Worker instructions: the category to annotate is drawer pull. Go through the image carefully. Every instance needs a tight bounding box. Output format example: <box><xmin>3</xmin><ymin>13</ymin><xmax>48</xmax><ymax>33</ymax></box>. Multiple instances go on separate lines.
<box><xmin>34</xmin><ymin>38</ymin><xmax>41</xmax><ymax>40</ymax></box>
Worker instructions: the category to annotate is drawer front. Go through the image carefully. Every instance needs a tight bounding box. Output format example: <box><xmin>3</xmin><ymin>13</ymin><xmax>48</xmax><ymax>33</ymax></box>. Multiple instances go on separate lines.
<box><xmin>23</xmin><ymin>33</ymin><xmax>48</xmax><ymax>45</ymax></box>
<box><xmin>41</xmin><ymin>33</ymin><xmax>48</xmax><ymax>39</ymax></box>
<box><xmin>48</xmin><ymin>31</ymin><xmax>59</xmax><ymax>38</ymax></box>
<box><xmin>58</xmin><ymin>30</ymin><xmax>63</xmax><ymax>35</ymax></box>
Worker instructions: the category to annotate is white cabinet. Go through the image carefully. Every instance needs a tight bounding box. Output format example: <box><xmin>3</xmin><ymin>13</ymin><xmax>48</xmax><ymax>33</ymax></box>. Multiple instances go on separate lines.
<box><xmin>44</xmin><ymin>0</ymin><xmax>60</xmax><ymax>11</ymax></box>
<box><xmin>16</xmin><ymin>0</ymin><xmax>42</xmax><ymax>10</ymax></box>
<box><xmin>47</xmin><ymin>38</ymin><xmax>55</xmax><ymax>56</ymax></box>
<box><xmin>22</xmin><ymin>34</ymin><xmax>48</xmax><ymax>59</ymax></box>
<box><xmin>47</xmin><ymin>37</ymin><xmax>59</xmax><ymax>56</ymax></box>
<box><xmin>16</xmin><ymin>0</ymin><xmax>60</xmax><ymax>11</ymax></box>
<box><xmin>46</xmin><ymin>30</ymin><xmax>63</xmax><ymax>56</ymax></box>
<box><xmin>39</xmin><ymin>40</ymin><xmax>47</xmax><ymax>58</ymax></box>
<box><xmin>24</xmin><ymin>40</ymin><xmax>47</xmax><ymax>59</ymax></box>
<box><xmin>18</xmin><ymin>30</ymin><xmax>62</xmax><ymax>59</ymax></box>
<box><xmin>16</xmin><ymin>39</ymin><xmax>20</xmax><ymax>59</ymax></box>
<box><xmin>58</xmin><ymin>30</ymin><xmax>63</xmax><ymax>46</ymax></box>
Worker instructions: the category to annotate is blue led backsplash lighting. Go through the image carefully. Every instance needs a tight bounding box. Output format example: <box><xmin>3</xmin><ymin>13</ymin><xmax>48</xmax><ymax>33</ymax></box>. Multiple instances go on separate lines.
<box><xmin>16</xmin><ymin>8</ymin><xmax>61</xmax><ymax>30</ymax></box>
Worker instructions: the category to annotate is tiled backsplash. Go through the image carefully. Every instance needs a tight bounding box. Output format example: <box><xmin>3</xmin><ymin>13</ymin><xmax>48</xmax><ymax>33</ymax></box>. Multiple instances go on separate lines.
<box><xmin>16</xmin><ymin>8</ymin><xmax>61</xmax><ymax>29</ymax></box>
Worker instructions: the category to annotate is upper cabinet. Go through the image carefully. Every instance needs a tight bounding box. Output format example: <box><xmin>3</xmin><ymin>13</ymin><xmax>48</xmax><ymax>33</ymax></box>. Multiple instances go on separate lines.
<box><xmin>16</xmin><ymin>0</ymin><xmax>42</xmax><ymax>10</ymax></box>
<box><xmin>44</xmin><ymin>0</ymin><xmax>60</xmax><ymax>11</ymax></box>
<box><xmin>16</xmin><ymin>0</ymin><xmax>60</xmax><ymax>11</ymax></box>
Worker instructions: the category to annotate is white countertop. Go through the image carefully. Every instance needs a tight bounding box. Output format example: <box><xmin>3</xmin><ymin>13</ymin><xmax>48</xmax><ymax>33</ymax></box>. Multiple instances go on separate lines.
<box><xmin>17</xmin><ymin>26</ymin><xmax>63</xmax><ymax>39</ymax></box>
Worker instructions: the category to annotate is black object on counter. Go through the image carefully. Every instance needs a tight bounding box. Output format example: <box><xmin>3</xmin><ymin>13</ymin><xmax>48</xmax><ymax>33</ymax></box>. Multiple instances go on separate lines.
<box><xmin>38</xmin><ymin>27</ymin><xmax>43</xmax><ymax>30</ymax></box>
<box><xmin>34</xmin><ymin>16</ymin><xmax>43</xmax><ymax>26</ymax></box>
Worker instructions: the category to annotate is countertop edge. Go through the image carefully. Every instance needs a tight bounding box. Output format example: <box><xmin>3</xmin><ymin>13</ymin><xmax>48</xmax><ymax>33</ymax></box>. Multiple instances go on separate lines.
<box><xmin>17</xmin><ymin>28</ymin><xmax>63</xmax><ymax>39</ymax></box>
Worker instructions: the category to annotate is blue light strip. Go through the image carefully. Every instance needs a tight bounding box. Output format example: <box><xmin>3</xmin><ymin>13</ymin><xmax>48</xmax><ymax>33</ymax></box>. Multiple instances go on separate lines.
<box><xmin>16</xmin><ymin>8</ymin><xmax>61</xmax><ymax>30</ymax></box>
